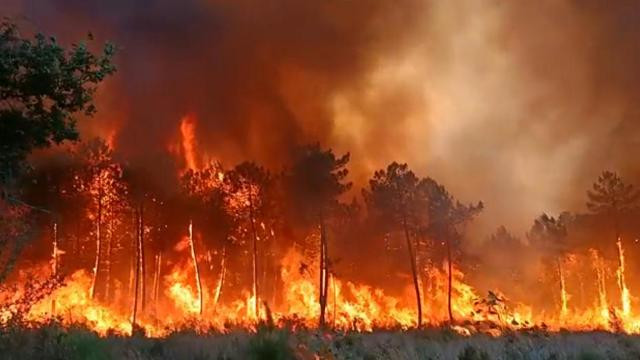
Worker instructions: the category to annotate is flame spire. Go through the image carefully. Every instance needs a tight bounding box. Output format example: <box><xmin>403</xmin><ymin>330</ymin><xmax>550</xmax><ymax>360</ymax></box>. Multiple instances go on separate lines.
<box><xmin>616</xmin><ymin>237</ymin><xmax>632</xmax><ymax>317</ymax></box>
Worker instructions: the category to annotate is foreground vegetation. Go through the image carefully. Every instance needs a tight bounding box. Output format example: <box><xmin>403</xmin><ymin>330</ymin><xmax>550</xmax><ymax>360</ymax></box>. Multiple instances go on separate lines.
<box><xmin>0</xmin><ymin>323</ymin><xmax>639</xmax><ymax>360</ymax></box>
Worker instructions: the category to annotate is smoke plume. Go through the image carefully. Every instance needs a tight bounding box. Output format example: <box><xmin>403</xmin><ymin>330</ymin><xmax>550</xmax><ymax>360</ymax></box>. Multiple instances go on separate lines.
<box><xmin>4</xmin><ymin>0</ymin><xmax>640</xmax><ymax>234</ymax></box>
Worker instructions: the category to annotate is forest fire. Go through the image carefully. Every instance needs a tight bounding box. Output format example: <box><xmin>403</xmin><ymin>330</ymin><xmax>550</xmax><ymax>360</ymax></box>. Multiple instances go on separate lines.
<box><xmin>2</xmin><ymin>109</ymin><xmax>640</xmax><ymax>338</ymax></box>
<box><xmin>1</xmin><ymin>119</ymin><xmax>640</xmax><ymax>338</ymax></box>
<box><xmin>4</xmin><ymin>3</ymin><xmax>640</xmax><ymax>358</ymax></box>
<box><xmin>2</xmin><ymin>104</ymin><xmax>640</xmax><ymax>340</ymax></box>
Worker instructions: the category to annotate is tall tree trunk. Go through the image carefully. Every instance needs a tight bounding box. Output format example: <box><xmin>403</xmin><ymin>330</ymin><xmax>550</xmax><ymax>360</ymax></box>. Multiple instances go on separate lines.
<box><xmin>153</xmin><ymin>252</ymin><xmax>162</xmax><ymax>304</ymax></box>
<box><xmin>90</xmin><ymin>183</ymin><xmax>103</xmax><ymax>300</ymax></box>
<box><xmin>419</xmin><ymin>235</ymin><xmax>430</xmax><ymax>315</ymax></box>
<box><xmin>270</xmin><ymin>227</ymin><xmax>279</xmax><ymax>309</ymax></box>
<box><xmin>248</xmin><ymin>189</ymin><xmax>260</xmax><ymax>319</ymax></box>
<box><xmin>402</xmin><ymin>216</ymin><xmax>422</xmax><ymax>327</ymax></box>
<box><xmin>139</xmin><ymin>202</ymin><xmax>146</xmax><ymax>312</ymax></box>
<box><xmin>332</xmin><ymin>273</ymin><xmax>337</xmax><ymax>327</ymax></box>
<box><xmin>446</xmin><ymin>235</ymin><xmax>454</xmax><ymax>323</ymax></box>
<box><xmin>322</xmin><ymin>237</ymin><xmax>329</xmax><ymax>315</ymax></box>
<box><xmin>188</xmin><ymin>220</ymin><xmax>203</xmax><ymax>315</ymax></box>
<box><xmin>319</xmin><ymin>216</ymin><xmax>328</xmax><ymax>327</ymax></box>
<box><xmin>261</xmin><ymin>249</ymin><xmax>268</xmax><ymax>309</ymax></box>
<box><xmin>105</xmin><ymin>214</ymin><xmax>113</xmax><ymax>302</ymax></box>
<box><xmin>128</xmin><ymin>211</ymin><xmax>136</xmax><ymax>300</ymax></box>
<box><xmin>51</xmin><ymin>222</ymin><xmax>58</xmax><ymax>315</ymax></box>
<box><xmin>131</xmin><ymin>206</ymin><xmax>141</xmax><ymax>331</ymax></box>
<box><xmin>213</xmin><ymin>243</ymin><xmax>226</xmax><ymax>310</ymax></box>
<box><xmin>152</xmin><ymin>252</ymin><xmax>162</xmax><ymax>318</ymax></box>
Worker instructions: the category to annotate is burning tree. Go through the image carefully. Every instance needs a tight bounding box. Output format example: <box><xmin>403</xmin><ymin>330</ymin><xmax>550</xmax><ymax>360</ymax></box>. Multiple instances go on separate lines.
<box><xmin>225</xmin><ymin>161</ymin><xmax>274</xmax><ymax>319</ymax></box>
<box><xmin>72</xmin><ymin>138</ymin><xmax>128</xmax><ymax>301</ymax></box>
<box><xmin>285</xmin><ymin>144</ymin><xmax>351</xmax><ymax>327</ymax></box>
<box><xmin>363</xmin><ymin>162</ymin><xmax>428</xmax><ymax>327</ymax></box>
<box><xmin>180</xmin><ymin>162</ymin><xmax>229</xmax><ymax>315</ymax></box>
<box><xmin>586</xmin><ymin>171</ymin><xmax>639</xmax><ymax>317</ymax></box>
<box><xmin>205</xmin><ymin>187</ymin><xmax>236</xmax><ymax>312</ymax></box>
<box><xmin>420</xmin><ymin>177</ymin><xmax>483</xmax><ymax>324</ymax></box>
<box><xmin>528</xmin><ymin>213</ymin><xmax>571</xmax><ymax>316</ymax></box>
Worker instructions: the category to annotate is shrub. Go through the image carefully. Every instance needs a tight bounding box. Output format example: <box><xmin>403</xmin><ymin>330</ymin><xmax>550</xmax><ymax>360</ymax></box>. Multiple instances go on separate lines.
<box><xmin>577</xmin><ymin>351</ymin><xmax>604</xmax><ymax>360</ymax></box>
<box><xmin>246</xmin><ymin>326</ymin><xmax>294</xmax><ymax>360</ymax></box>
<box><xmin>62</xmin><ymin>331</ymin><xmax>110</xmax><ymax>360</ymax></box>
<box><xmin>458</xmin><ymin>345</ymin><xmax>491</xmax><ymax>360</ymax></box>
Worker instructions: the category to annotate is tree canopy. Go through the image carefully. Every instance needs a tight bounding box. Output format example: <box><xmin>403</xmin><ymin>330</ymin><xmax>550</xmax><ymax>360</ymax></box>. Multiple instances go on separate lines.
<box><xmin>587</xmin><ymin>171</ymin><xmax>639</xmax><ymax>216</ymax></box>
<box><xmin>0</xmin><ymin>22</ymin><xmax>116</xmax><ymax>182</ymax></box>
<box><xmin>285</xmin><ymin>143</ymin><xmax>352</xmax><ymax>225</ymax></box>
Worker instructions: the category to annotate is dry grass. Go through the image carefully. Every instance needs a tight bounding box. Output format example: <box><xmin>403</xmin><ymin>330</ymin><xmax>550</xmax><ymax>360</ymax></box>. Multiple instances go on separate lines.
<box><xmin>0</xmin><ymin>324</ymin><xmax>638</xmax><ymax>359</ymax></box>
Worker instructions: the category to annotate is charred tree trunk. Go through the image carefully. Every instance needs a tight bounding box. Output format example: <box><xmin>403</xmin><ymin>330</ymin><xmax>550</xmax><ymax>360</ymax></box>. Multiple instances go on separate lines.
<box><xmin>90</xmin><ymin>182</ymin><xmax>103</xmax><ymax>300</ymax></box>
<box><xmin>152</xmin><ymin>252</ymin><xmax>162</xmax><ymax>318</ymax></box>
<box><xmin>188</xmin><ymin>220</ymin><xmax>203</xmax><ymax>315</ymax></box>
<box><xmin>261</xmin><ymin>249</ymin><xmax>269</xmax><ymax>309</ymax></box>
<box><xmin>248</xmin><ymin>189</ymin><xmax>260</xmax><ymax>319</ymax></box>
<box><xmin>446</xmin><ymin>235</ymin><xmax>454</xmax><ymax>324</ymax></box>
<box><xmin>402</xmin><ymin>216</ymin><xmax>422</xmax><ymax>327</ymax></box>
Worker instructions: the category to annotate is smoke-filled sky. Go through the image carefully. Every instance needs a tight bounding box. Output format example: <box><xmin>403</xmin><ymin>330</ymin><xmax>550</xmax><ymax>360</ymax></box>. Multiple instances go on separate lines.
<box><xmin>3</xmin><ymin>0</ymin><xmax>640</xmax><ymax>235</ymax></box>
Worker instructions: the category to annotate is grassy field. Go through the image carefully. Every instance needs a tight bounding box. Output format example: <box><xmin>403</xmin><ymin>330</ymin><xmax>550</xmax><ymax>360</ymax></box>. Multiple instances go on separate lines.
<box><xmin>0</xmin><ymin>323</ymin><xmax>638</xmax><ymax>359</ymax></box>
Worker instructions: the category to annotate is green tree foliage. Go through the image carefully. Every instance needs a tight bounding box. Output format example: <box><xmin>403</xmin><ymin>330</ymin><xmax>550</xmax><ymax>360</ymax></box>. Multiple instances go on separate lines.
<box><xmin>0</xmin><ymin>21</ymin><xmax>116</xmax><ymax>181</ymax></box>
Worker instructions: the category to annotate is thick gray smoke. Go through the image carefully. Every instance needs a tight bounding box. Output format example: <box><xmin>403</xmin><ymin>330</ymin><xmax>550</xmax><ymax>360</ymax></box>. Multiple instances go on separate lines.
<box><xmin>3</xmin><ymin>0</ymin><xmax>640</xmax><ymax>235</ymax></box>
